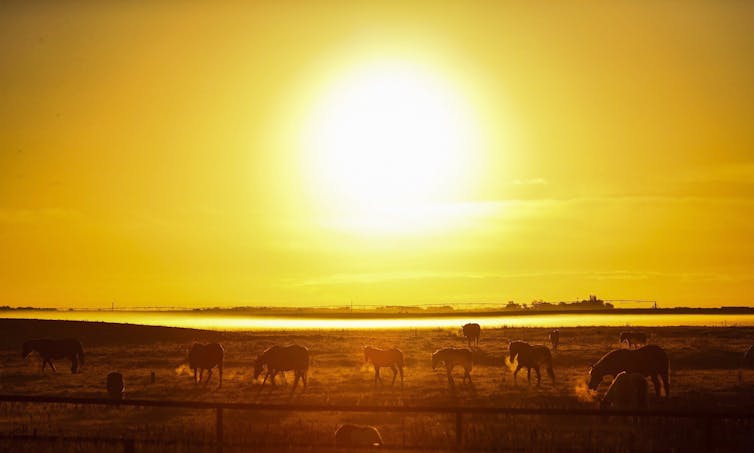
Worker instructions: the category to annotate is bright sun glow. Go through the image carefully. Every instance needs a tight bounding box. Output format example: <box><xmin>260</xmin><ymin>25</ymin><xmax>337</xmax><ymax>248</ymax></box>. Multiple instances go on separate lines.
<box><xmin>302</xmin><ymin>60</ymin><xmax>481</xmax><ymax>232</ymax></box>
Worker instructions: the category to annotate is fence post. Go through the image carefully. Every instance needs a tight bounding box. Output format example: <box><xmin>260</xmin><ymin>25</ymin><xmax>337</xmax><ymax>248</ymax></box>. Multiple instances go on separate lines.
<box><xmin>455</xmin><ymin>410</ymin><xmax>463</xmax><ymax>451</ymax></box>
<box><xmin>216</xmin><ymin>407</ymin><xmax>224</xmax><ymax>453</ymax></box>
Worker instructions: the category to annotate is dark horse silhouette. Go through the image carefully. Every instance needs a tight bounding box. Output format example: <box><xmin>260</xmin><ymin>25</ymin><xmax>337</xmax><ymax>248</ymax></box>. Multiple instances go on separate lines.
<box><xmin>462</xmin><ymin>323</ymin><xmax>481</xmax><ymax>347</ymax></box>
<box><xmin>254</xmin><ymin>345</ymin><xmax>310</xmax><ymax>395</ymax></box>
<box><xmin>188</xmin><ymin>343</ymin><xmax>224</xmax><ymax>387</ymax></box>
<box><xmin>22</xmin><ymin>338</ymin><xmax>85</xmax><ymax>373</ymax></box>
<box><xmin>588</xmin><ymin>344</ymin><xmax>669</xmax><ymax>397</ymax></box>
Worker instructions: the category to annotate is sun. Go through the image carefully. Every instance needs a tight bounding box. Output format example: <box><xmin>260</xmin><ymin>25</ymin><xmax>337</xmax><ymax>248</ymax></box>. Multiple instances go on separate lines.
<box><xmin>301</xmin><ymin>60</ymin><xmax>481</xmax><ymax>230</ymax></box>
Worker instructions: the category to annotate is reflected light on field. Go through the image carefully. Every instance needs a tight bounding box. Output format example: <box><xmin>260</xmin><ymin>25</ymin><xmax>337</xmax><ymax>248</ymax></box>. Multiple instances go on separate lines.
<box><xmin>2</xmin><ymin>311</ymin><xmax>754</xmax><ymax>331</ymax></box>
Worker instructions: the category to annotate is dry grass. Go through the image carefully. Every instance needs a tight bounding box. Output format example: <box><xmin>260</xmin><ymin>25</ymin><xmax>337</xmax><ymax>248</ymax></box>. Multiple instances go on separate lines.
<box><xmin>1</xmin><ymin>321</ymin><xmax>754</xmax><ymax>451</ymax></box>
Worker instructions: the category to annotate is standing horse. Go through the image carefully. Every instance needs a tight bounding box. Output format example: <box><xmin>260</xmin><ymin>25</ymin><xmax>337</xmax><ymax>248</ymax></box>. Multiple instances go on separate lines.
<box><xmin>548</xmin><ymin>330</ymin><xmax>560</xmax><ymax>350</ymax></box>
<box><xmin>254</xmin><ymin>345</ymin><xmax>310</xmax><ymax>394</ymax></box>
<box><xmin>188</xmin><ymin>343</ymin><xmax>224</xmax><ymax>388</ymax></box>
<box><xmin>508</xmin><ymin>341</ymin><xmax>555</xmax><ymax>386</ymax></box>
<box><xmin>600</xmin><ymin>372</ymin><xmax>649</xmax><ymax>410</ymax></box>
<box><xmin>588</xmin><ymin>345</ymin><xmax>669</xmax><ymax>397</ymax></box>
<box><xmin>22</xmin><ymin>338</ymin><xmax>85</xmax><ymax>374</ymax></box>
<box><xmin>462</xmin><ymin>323</ymin><xmax>481</xmax><ymax>348</ymax></box>
<box><xmin>364</xmin><ymin>346</ymin><xmax>404</xmax><ymax>388</ymax></box>
<box><xmin>432</xmin><ymin>348</ymin><xmax>473</xmax><ymax>387</ymax></box>
<box><xmin>619</xmin><ymin>331</ymin><xmax>647</xmax><ymax>349</ymax></box>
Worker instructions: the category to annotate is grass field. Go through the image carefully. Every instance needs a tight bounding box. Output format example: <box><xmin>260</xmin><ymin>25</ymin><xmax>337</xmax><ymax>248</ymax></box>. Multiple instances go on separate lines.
<box><xmin>1</xmin><ymin>319</ymin><xmax>754</xmax><ymax>451</ymax></box>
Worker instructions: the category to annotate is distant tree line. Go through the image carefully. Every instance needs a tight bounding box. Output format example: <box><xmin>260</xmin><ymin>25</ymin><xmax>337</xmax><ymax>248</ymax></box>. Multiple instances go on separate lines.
<box><xmin>504</xmin><ymin>295</ymin><xmax>614</xmax><ymax>311</ymax></box>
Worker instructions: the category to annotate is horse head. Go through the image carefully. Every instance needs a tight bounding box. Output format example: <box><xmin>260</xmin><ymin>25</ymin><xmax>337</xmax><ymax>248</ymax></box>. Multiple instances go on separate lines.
<box><xmin>253</xmin><ymin>357</ymin><xmax>265</xmax><ymax>380</ymax></box>
<box><xmin>587</xmin><ymin>365</ymin><xmax>602</xmax><ymax>390</ymax></box>
<box><xmin>21</xmin><ymin>341</ymin><xmax>33</xmax><ymax>358</ymax></box>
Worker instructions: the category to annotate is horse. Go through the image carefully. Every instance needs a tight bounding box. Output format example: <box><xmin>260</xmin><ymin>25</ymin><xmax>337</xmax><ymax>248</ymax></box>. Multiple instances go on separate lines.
<box><xmin>22</xmin><ymin>338</ymin><xmax>85</xmax><ymax>374</ymax></box>
<box><xmin>364</xmin><ymin>346</ymin><xmax>404</xmax><ymax>388</ymax></box>
<box><xmin>106</xmin><ymin>372</ymin><xmax>125</xmax><ymax>400</ymax></box>
<box><xmin>588</xmin><ymin>345</ymin><xmax>669</xmax><ymax>397</ymax></box>
<box><xmin>188</xmin><ymin>343</ymin><xmax>224</xmax><ymax>388</ymax></box>
<box><xmin>508</xmin><ymin>341</ymin><xmax>555</xmax><ymax>386</ymax></box>
<box><xmin>254</xmin><ymin>345</ymin><xmax>309</xmax><ymax>394</ymax></box>
<box><xmin>619</xmin><ymin>331</ymin><xmax>647</xmax><ymax>349</ymax></box>
<box><xmin>548</xmin><ymin>330</ymin><xmax>560</xmax><ymax>350</ymax></box>
<box><xmin>335</xmin><ymin>424</ymin><xmax>383</xmax><ymax>448</ymax></box>
<box><xmin>600</xmin><ymin>372</ymin><xmax>649</xmax><ymax>410</ymax></box>
<box><xmin>462</xmin><ymin>323</ymin><xmax>481</xmax><ymax>347</ymax></box>
<box><xmin>432</xmin><ymin>348</ymin><xmax>473</xmax><ymax>387</ymax></box>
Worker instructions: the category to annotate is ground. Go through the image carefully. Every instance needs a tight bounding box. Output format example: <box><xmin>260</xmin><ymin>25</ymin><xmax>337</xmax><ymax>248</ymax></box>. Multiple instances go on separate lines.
<box><xmin>1</xmin><ymin>319</ymin><xmax>754</xmax><ymax>451</ymax></box>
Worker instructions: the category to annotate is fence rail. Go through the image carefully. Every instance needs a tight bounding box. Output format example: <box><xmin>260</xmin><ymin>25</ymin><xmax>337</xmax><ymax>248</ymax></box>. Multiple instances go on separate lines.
<box><xmin>1</xmin><ymin>394</ymin><xmax>753</xmax><ymax>452</ymax></box>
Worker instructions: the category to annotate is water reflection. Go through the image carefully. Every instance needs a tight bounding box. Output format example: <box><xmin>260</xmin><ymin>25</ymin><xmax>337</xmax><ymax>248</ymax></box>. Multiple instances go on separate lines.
<box><xmin>2</xmin><ymin>310</ymin><xmax>752</xmax><ymax>330</ymax></box>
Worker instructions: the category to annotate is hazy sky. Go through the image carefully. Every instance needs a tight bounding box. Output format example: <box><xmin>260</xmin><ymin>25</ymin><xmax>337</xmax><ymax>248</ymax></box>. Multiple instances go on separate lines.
<box><xmin>1</xmin><ymin>1</ymin><xmax>753</xmax><ymax>308</ymax></box>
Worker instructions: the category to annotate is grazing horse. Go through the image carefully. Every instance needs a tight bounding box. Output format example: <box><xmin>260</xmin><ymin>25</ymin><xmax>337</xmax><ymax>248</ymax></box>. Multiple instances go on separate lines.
<box><xmin>22</xmin><ymin>338</ymin><xmax>85</xmax><ymax>374</ymax></box>
<box><xmin>462</xmin><ymin>323</ymin><xmax>481</xmax><ymax>347</ymax></box>
<box><xmin>548</xmin><ymin>330</ymin><xmax>560</xmax><ymax>350</ymax></box>
<box><xmin>188</xmin><ymin>343</ymin><xmax>224</xmax><ymax>387</ymax></box>
<box><xmin>254</xmin><ymin>345</ymin><xmax>310</xmax><ymax>394</ymax></box>
<box><xmin>600</xmin><ymin>372</ymin><xmax>649</xmax><ymax>410</ymax></box>
<box><xmin>432</xmin><ymin>348</ymin><xmax>473</xmax><ymax>387</ymax></box>
<box><xmin>106</xmin><ymin>372</ymin><xmax>125</xmax><ymax>400</ymax></box>
<box><xmin>588</xmin><ymin>345</ymin><xmax>669</xmax><ymax>397</ymax></box>
<box><xmin>619</xmin><ymin>331</ymin><xmax>647</xmax><ymax>349</ymax></box>
<box><xmin>508</xmin><ymin>341</ymin><xmax>555</xmax><ymax>386</ymax></box>
<box><xmin>364</xmin><ymin>346</ymin><xmax>404</xmax><ymax>388</ymax></box>
<box><xmin>335</xmin><ymin>424</ymin><xmax>383</xmax><ymax>448</ymax></box>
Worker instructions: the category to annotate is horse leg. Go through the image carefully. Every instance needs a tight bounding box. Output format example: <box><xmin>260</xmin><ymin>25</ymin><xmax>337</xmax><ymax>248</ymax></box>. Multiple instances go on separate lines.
<box><xmin>399</xmin><ymin>366</ymin><xmax>404</xmax><ymax>389</ymax></box>
<box><xmin>290</xmin><ymin>373</ymin><xmax>300</xmax><ymax>396</ymax></box>
<box><xmin>206</xmin><ymin>369</ymin><xmax>213</xmax><ymax>386</ymax></box>
<box><xmin>661</xmin><ymin>372</ymin><xmax>670</xmax><ymax>397</ymax></box>
<box><xmin>527</xmin><ymin>367</ymin><xmax>531</xmax><ymax>385</ymax></box>
<box><xmin>199</xmin><ymin>369</ymin><xmax>205</xmax><ymax>384</ymax></box>
<box><xmin>465</xmin><ymin>367</ymin><xmax>472</xmax><ymax>385</ymax></box>
<box><xmin>513</xmin><ymin>364</ymin><xmax>522</xmax><ymax>385</ymax></box>
<box><xmin>260</xmin><ymin>371</ymin><xmax>270</xmax><ymax>387</ymax></box>
<box><xmin>446</xmin><ymin>366</ymin><xmax>454</xmax><ymax>387</ymax></box>
<box><xmin>70</xmin><ymin>356</ymin><xmax>78</xmax><ymax>374</ymax></box>
<box><xmin>218</xmin><ymin>365</ymin><xmax>223</xmax><ymax>389</ymax></box>
<box><xmin>650</xmin><ymin>375</ymin><xmax>661</xmax><ymax>398</ymax></box>
<box><xmin>374</xmin><ymin>367</ymin><xmax>380</xmax><ymax>387</ymax></box>
<box><xmin>534</xmin><ymin>367</ymin><xmax>541</xmax><ymax>386</ymax></box>
<box><xmin>390</xmin><ymin>365</ymin><xmax>397</xmax><ymax>386</ymax></box>
<box><xmin>193</xmin><ymin>368</ymin><xmax>198</xmax><ymax>384</ymax></box>
<box><xmin>49</xmin><ymin>360</ymin><xmax>57</xmax><ymax>373</ymax></box>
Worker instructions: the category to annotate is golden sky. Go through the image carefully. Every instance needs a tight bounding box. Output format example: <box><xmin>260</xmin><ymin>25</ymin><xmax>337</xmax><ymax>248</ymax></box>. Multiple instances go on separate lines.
<box><xmin>1</xmin><ymin>1</ymin><xmax>753</xmax><ymax>308</ymax></box>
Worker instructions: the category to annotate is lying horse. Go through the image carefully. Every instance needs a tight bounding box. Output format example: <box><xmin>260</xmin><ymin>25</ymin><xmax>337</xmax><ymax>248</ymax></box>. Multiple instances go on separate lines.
<box><xmin>254</xmin><ymin>345</ymin><xmax>309</xmax><ymax>394</ymax></box>
<box><xmin>188</xmin><ymin>343</ymin><xmax>224</xmax><ymax>387</ymax></box>
<box><xmin>22</xmin><ymin>338</ymin><xmax>85</xmax><ymax>374</ymax></box>
<box><xmin>588</xmin><ymin>344</ymin><xmax>669</xmax><ymax>397</ymax></box>
<box><xmin>462</xmin><ymin>323</ymin><xmax>481</xmax><ymax>347</ymax></box>
<box><xmin>619</xmin><ymin>331</ymin><xmax>647</xmax><ymax>349</ymax></box>
<box><xmin>432</xmin><ymin>347</ymin><xmax>473</xmax><ymax>387</ymax></box>
<box><xmin>548</xmin><ymin>330</ymin><xmax>560</xmax><ymax>350</ymax></box>
<box><xmin>508</xmin><ymin>341</ymin><xmax>555</xmax><ymax>386</ymax></box>
<box><xmin>335</xmin><ymin>424</ymin><xmax>383</xmax><ymax>448</ymax></box>
<box><xmin>600</xmin><ymin>372</ymin><xmax>648</xmax><ymax>410</ymax></box>
<box><xmin>364</xmin><ymin>346</ymin><xmax>404</xmax><ymax>388</ymax></box>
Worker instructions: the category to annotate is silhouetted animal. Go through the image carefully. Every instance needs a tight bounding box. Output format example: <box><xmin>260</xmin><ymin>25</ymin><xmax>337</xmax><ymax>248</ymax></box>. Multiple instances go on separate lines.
<box><xmin>462</xmin><ymin>323</ymin><xmax>481</xmax><ymax>347</ymax></box>
<box><xmin>364</xmin><ymin>346</ymin><xmax>404</xmax><ymax>388</ymax></box>
<box><xmin>548</xmin><ymin>330</ymin><xmax>560</xmax><ymax>350</ymax></box>
<box><xmin>588</xmin><ymin>345</ymin><xmax>669</xmax><ymax>397</ymax></box>
<box><xmin>106</xmin><ymin>372</ymin><xmax>125</xmax><ymax>400</ymax></box>
<box><xmin>188</xmin><ymin>343</ymin><xmax>224</xmax><ymax>387</ymax></box>
<box><xmin>432</xmin><ymin>348</ymin><xmax>473</xmax><ymax>387</ymax></box>
<box><xmin>619</xmin><ymin>331</ymin><xmax>647</xmax><ymax>348</ymax></box>
<box><xmin>508</xmin><ymin>341</ymin><xmax>555</xmax><ymax>386</ymax></box>
<box><xmin>22</xmin><ymin>338</ymin><xmax>85</xmax><ymax>374</ymax></box>
<box><xmin>600</xmin><ymin>372</ymin><xmax>648</xmax><ymax>410</ymax></box>
<box><xmin>739</xmin><ymin>345</ymin><xmax>754</xmax><ymax>382</ymax></box>
<box><xmin>335</xmin><ymin>424</ymin><xmax>383</xmax><ymax>448</ymax></box>
<box><xmin>254</xmin><ymin>345</ymin><xmax>309</xmax><ymax>394</ymax></box>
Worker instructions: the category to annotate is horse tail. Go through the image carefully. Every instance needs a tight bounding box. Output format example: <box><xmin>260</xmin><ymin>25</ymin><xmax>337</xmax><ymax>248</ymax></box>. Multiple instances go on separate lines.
<box><xmin>77</xmin><ymin>341</ymin><xmax>85</xmax><ymax>365</ymax></box>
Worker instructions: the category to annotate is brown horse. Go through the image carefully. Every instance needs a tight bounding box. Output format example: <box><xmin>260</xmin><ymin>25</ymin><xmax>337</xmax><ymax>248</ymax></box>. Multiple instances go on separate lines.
<box><xmin>600</xmin><ymin>372</ymin><xmax>649</xmax><ymax>410</ymax></box>
<box><xmin>548</xmin><ymin>330</ymin><xmax>560</xmax><ymax>350</ymax></box>
<box><xmin>254</xmin><ymin>345</ymin><xmax>310</xmax><ymax>394</ymax></box>
<box><xmin>508</xmin><ymin>341</ymin><xmax>555</xmax><ymax>386</ymax></box>
<box><xmin>462</xmin><ymin>323</ymin><xmax>481</xmax><ymax>347</ymax></box>
<box><xmin>22</xmin><ymin>338</ymin><xmax>85</xmax><ymax>374</ymax></box>
<box><xmin>432</xmin><ymin>347</ymin><xmax>473</xmax><ymax>387</ymax></box>
<box><xmin>188</xmin><ymin>343</ymin><xmax>224</xmax><ymax>387</ymax></box>
<box><xmin>619</xmin><ymin>331</ymin><xmax>647</xmax><ymax>349</ymax></box>
<box><xmin>335</xmin><ymin>424</ymin><xmax>383</xmax><ymax>448</ymax></box>
<box><xmin>364</xmin><ymin>346</ymin><xmax>404</xmax><ymax>388</ymax></box>
<box><xmin>588</xmin><ymin>345</ymin><xmax>669</xmax><ymax>397</ymax></box>
<box><xmin>106</xmin><ymin>372</ymin><xmax>125</xmax><ymax>400</ymax></box>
